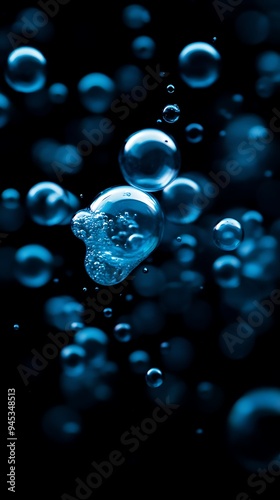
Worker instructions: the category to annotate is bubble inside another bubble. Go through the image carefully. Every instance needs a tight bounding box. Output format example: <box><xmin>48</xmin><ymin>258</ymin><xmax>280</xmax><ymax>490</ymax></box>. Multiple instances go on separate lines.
<box><xmin>71</xmin><ymin>185</ymin><xmax>164</xmax><ymax>286</ymax></box>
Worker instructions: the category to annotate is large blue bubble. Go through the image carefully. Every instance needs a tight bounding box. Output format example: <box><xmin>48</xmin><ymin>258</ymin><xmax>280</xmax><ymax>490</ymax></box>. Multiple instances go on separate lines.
<box><xmin>119</xmin><ymin>128</ymin><xmax>181</xmax><ymax>192</ymax></box>
<box><xmin>178</xmin><ymin>42</ymin><xmax>221</xmax><ymax>88</ymax></box>
<box><xmin>5</xmin><ymin>46</ymin><xmax>47</xmax><ymax>93</ymax></box>
<box><xmin>71</xmin><ymin>185</ymin><xmax>164</xmax><ymax>286</ymax></box>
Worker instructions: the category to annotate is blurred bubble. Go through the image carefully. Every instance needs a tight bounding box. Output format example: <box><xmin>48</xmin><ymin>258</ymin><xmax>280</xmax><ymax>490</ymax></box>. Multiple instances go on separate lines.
<box><xmin>119</xmin><ymin>128</ymin><xmax>180</xmax><ymax>192</ymax></box>
<box><xmin>5</xmin><ymin>46</ymin><xmax>47</xmax><ymax>93</ymax></box>
<box><xmin>77</xmin><ymin>72</ymin><xmax>116</xmax><ymax>113</ymax></box>
<box><xmin>0</xmin><ymin>92</ymin><xmax>12</xmax><ymax>128</ymax></box>
<box><xmin>132</xmin><ymin>265</ymin><xmax>166</xmax><ymax>297</ymax></box>
<box><xmin>130</xmin><ymin>299</ymin><xmax>165</xmax><ymax>335</ymax></box>
<box><xmin>185</xmin><ymin>123</ymin><xmax>204</xmax><ymax>143</ymax></box>
<box><xmin>60</xmin><ymin>344</ymin><xmax>87</xmax><ymax>377</ymax></box>
<box><xmin>213</xmin><ymin>255</ymin><xmax>242</xmax><ymax>288</ymax></box>
<box><xmin>227</xmin><ymin>387</ymin><xmax>280</xmax><ymax>470</ymax></box>
<box><xmin>131</xmin><ymin>35</ymin><xmax>156</xmax><ymax>59</ymax></box>
<box><xmin>14</xmin><ymin>244</ymin><xmax>54</xmax><ymax>287</ymax></box>
<box><xmin>213</xmin><ymin>218</ymin><xmax>244</xmax><ymax>251</ymax></box>
<box><xmin>113</xmin><ymin>322</ymin><xmax>132</xmax><ymax>342</ymax></box>
<box><xmin>122</xmin><ymin>4</ymin><xmax>151</xmax><ymax>29</ymax></box>
<box><xmin>196</xmin><ymin>381</ymin><xmax>224</xmax><ymax>413</ymax></box>
<box><xmin>42</xmin><ymin>405</ymin><xmax>82</xmax><ymax>443</ymax></box>
<box><xmin>0</xmin><ymin>247</ymin><xmax>17</xmax><ymax>283</ymax></box>
<box><xmin>114</xmin><ymin>64</ymin><xmax>144</xmax><ymax>92</ymax></box>
<box><xmin>235</xmin><ymin>10</ymin><xmax>270</xmax><ymax>45</ymax></box>
<box><xmin>159</xmin><ymin>281</ymin><xmax>191</xmax><ymax>314</ymax></box>
<box><xmin>48</xmin><ymin>82</ymin><xmax>69</xmax><ymax>104</ymax></box>
<box><xmin>128</xmin><ymin>350</ymin><xmax>151</xmax><ymax>374</ymax></box>
<box><xmin>44</xmin><ymin>295</ymin><xmax>84</xmax><ymax>330</ymax></box>
<box><xmin>14</xmin><ymin>7</ymin><xmax>55</xmax><ymax>43</ymax></box>
<box><xmin>74</xmin><ymin>327</ymin><xmax>108</xmax><ymax>362</ymax></box>
<box><xmin>0</xmin><ymin>189</ymin><xmax>25</xmax><ymax>232</ymax></box>
<box><xmin>161</xmin><ymin>176</ymin><xmax>202</xmax><ymax>224</ymax></box>
<box><xmin>178</xmin><ymin>41</ymin><xmax>221</xmax><ymax>88</ymax></box>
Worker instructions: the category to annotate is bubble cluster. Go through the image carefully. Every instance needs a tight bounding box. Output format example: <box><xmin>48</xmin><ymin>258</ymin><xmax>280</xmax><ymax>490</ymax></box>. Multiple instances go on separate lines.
<box><xmin>71</xmin><ymin>185</ymin><xmax>164</xmax><ymax>285</ymax></box>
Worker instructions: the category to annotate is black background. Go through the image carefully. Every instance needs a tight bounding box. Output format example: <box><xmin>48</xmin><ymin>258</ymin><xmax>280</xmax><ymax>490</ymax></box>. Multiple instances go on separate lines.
<box><xmin>2</xmin><ymin>1</ymin><xmax>280</xmax><ymax>499</ymax></box>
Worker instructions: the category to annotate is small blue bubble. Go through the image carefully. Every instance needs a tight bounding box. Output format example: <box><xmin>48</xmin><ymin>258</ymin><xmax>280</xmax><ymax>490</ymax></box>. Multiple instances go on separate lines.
<box><xmin>113</xmin><ymin>322</ymin><xmax>132</xmax><ymax>342</ymax></box>
<box><xmin>213</xmin><ymin>218</ymin><xmax>244</xmax><ymax>251</ymax></box>
<box><xmin>103</xmin><ymin>307</ymin><xmax>113</xmax><ymax>318</ymax></box>
<box><xmin>13</xmin><ymin>324</ymin><xmax>20</xmax><ymax>331</ymax></box>
<box><xmin>0</xmin><ymin>92</ymin><xmax>12</xmax><ymax>128</ymax></box>
<box><xmin>48</xmin><ymin>82</ymin><xmax>68</xmax><ymax>104</ymax></box>
<box><xmin>129</xmin><ymin>350</ymin><xmax>150</xmax><ymax>374</ymax></box>
<box><xmin>122</xmin><ymin>4</ymin><xmax>151</xmax><ymax>29</ymax></box>
<box><xmin>145</xmin><ymin>367</ymin><xmax>164</xmax><ymax>388</ymax></box>
<box><xmin>5</xmin><ymin>46</ymin><xmax>47</xmax><ymax>93</ymax></box>
<box><xmin>213</xmin><ymin>255</ymin><xmax>242</xmax><ymax>288</ymax></box>
<box><xmin>162</xmin><ymin>104</ymin><xmax>180</xmax><ymax>123</ymax></box>
<box><xmin>14</xmin><ymin>244</ymin><xmax>54</xmax><ymax>288</ymax></box>
<box><xmin>60</xmin><ymin>344</ymin><xmax>87</xmax><ymax>377</ymax></box>
<box><xmin>185</xmin><ymin>123</ymin><xmax>204</xmax><ymax>143</ymax></box>
<box><xmin>78</xmin><ymin>72</ymin><xmax>116</xmax><ymax>113</ymax></box>
<box><xmin>166</xmin><ymin>84</ymin><xmax>175</xmax><ymax>93</ymax></box>
<box><xmin>131</xmin><ymin>35</ymin><xmax>156</xmax><ymax>59</ymax></box>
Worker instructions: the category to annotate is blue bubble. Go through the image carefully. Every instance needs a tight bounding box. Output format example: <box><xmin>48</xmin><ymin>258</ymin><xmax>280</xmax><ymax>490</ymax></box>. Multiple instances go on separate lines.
<box><xmin>196</xmin><ymin>381</ymin><xmax>224</xmax><ymax>413</ymax></box>
<box><xmin>5</xmin><ymin>46</ymin><xmax>47</xmax><ymax>93</ymax></box>
<box><xmin>213</xmin><ymin>218</ymin><xmax>244</xmax><ymax>251</ymax></box>
<box><xmin>1</xmin><ymin>188</ymin><xmax>20</xmax><ymax>208</ymax></box>
<box><xmin>122</xmin><ymin>4</ymin><xmax>151</xmax><ymax>29</ymax></box>
<box><xmin>145</xmin><ymin>368</ymin><xmax>164</xmax><ymax>388</ymax></box>
<box><xmin>74</xmin><ymin>327</ymin><xmax>108</xmax><ymax>361</ymax></box>
<box><xmin>48</xmin><ymin>82</ymin><xmax>68</xmax><ymax>104</ymax></box>
<box><xmin>26</xmin><ymin>181</ymin><xmax>79</xmax><ymax>226</ymax></box>
<box><xmin>162</xmin><ymin>104</ymin><xmax>180</xmax><ymax>123</ymax></box>
<box><xmin>42</xmin><ymin>405</ymin><xmax>82</xmax><ymax>443</ymax></box>
<box><xmin>14</xmin><ymin>7</ymin><xmax>55</xmax><ymax>43</ymax></box>
<box><xmin>114</xmin><ymin>64</ymin><xmax>144</xmax><ymax>92</ymax></box>
<box><xmin>161</xmin><ymin>176</ymin><xmax>202</xmax><ymax>224</ymax></box>
<box><xmin>0</xmin><ymin>247</ymin><xmax>17</xmax><ymax>283</ymax></box>
<box><xmin>160</xmin><ymin>336</ymin><xmax>194</xmax><ymax>372</ymax></box>
<box><xmin>185</xmin><ymin>123</ymin><xmax>204</xmax><ymax>143</ymax></box>
<box><xmin>172</xmin><ymin>234</ymin><xmax>197</xmax><ymax>265</ymax></box>
<box><xmin>131</xmin><ymin>35</ymin><xmax>156</xmax><ymax>59</ymax></box>
<box><xmin>227</xmin><ymin>387</ymin><xmax>280</xmax><ymax>470</ymax></box>
<box><xmin>44</xmin><ymin>295</ymin><xmax>84</xmax><ymax>330</ymax></box>
<box><xmin>128</xmin><ymin>350</ymin><xmax>151</xmax><ymax>374</ymax></box>
<box><xmin>77</xmin><ymin>72</ymin><xmax>116</xmax><ymax>113</ymax></box>
<box><xmin>119</xmin><ymin>128</ymin><xmax>180</xmax><ymax>192</ymax></box>
<box><xmin>71</xmin><ymin>185</ymin><xmax>164</xmax><ymax>286</ymax></box>
<box><xmin>14</xmin><ymin>244</ymin><xmax>54</xmax><ymax>287</ymax></box>
<box><xmin>178</xmin><ymin>42</ymin><xmax>221</xmax><ymax>88</ymax></box>
<box><xmin>113</xmin><ymin>322</ymin><xmax>132</xmax><ymax>342</ymax></box>
<box><xmin>166</xmin><ymin>84</ymin><xmax>175</xmax><ymax>94</ymax></box>
<box><xmin>60</xmin><ymin>344</ymin><xmax>87</xmax><ymax>377</ymax></box>
<box><xmin>53</xmin><ymin>144</ymin><xmax>83</xmax><ymax>177</ymax></box>
<box><xmin>235</xmin><ymin>10</ymin><xmax>270</xmax><ymax>45</ymax></box>
<box><xmin>213</xmin><ymin>255</ymin><xmax>242</xmax><ymax>288</ymax></box>
<box><xmin>31</xmin><ymin>138</ymin><xmax>60</xmax><ymax>174</ymax></box>
<box><xmin>256</xmin><ymin>50</ymin><xmax>280</xmax><ymax>75</ymax></box>
<box><xmin>103</xmin><ymin>307</ymin><xmax>113</xmax><ymax>318</ymax></box>
<box><xmin>241</xmin><ymin>210</ymin><xmax>264</xmax><ymax>239</ymax></box>
<box><xmin>0</xmin><ymin>92</ymin><xmax>12</xmax><ymax>128</ymax></box>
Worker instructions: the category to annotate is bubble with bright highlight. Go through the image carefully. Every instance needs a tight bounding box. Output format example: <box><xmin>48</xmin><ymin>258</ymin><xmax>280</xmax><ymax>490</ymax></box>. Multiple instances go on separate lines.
<box><xmin>161</xmin><ymin>176</ymin><xmax>203</xmax><ymax>224</ymax></box>
<box><xmin>119</xmin><ymin>128</ymin><xmax>181</xmax><ymax>192</ymax></box>
<box><xmin>5</xmin><ymin>46</ymin><xmax>47</xmax><ymax>93</ymax></box>
<box><xmin>14</xmin><ymin>244</ymin><xmax>54</xmax><ymax>287</ymax></box>
<box><xmin>78</xmin><ymin>72</ymin><xmax>116</xmax><ymax>113</ymax></box>
<box><xmin>213</xmin><ymin>218</ymin><xmax>244</xmax><ymax>251</ymax></box>
<box><xmin>145</xmin><ymin>368</ymin><xmax>164</xmax><ymax>388</ymax></box>
<box><xmin>178</xmin><ymin>42</ymin><xmax>221</xmax><ymax>88</ymax></box>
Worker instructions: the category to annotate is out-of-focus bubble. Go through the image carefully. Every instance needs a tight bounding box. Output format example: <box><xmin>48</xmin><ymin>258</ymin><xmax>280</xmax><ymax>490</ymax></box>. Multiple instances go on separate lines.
<box><xmin>5</xmin><ymin>46</ymin><xmax>47</xmax><ymax>93</ymax></box>
<box><xmin>146</xmin><ymin>372</ymin><xmax>189</xmax><ymax>405</ymax></box>
<box><xmin>60</xmin><ymin>344</ymin><xmax>87</xmax><ymax>377</ymax></box>
<box><xmin>0</xmin><ymin>188</ymin><xmax>25</xmax><ymax>232</ymax></box>
<box><xmin>160</xmin><ymin>336</ymin><xmax>194</xmax><ymax>372</ymax></box>
<box><xmin>256</xmin><ymin>50</ymin><xmax>280</xmax><ymax>75</ymax></box>
<box><xmin>172</xmin><ymin>234</ymin><xmax>198</xmax><ymax>266</ymax></box>
<box><xmin>196</xmin><ymin>381</ymin><xmax>224</xmax><ymax>413</ymax></box>
<box><xmin>235</xmin><ymin>10</ymin><xmax>270</xmax><ymax>45</ymax></box>
<box><xmin>227</xmin><ymin>387</ymin><xmax>280</xmax><ymax>470</ymax></box>
<box><xmin>48</xmin><ymin>82</ymin><xmax>68</xmax><ymax>104</ymax></box>
<box><xmin>42</xmin><ymin>405</ymin><xmax>82</xmax><ymax>443</ymax></box>
<box><xmin>44</xmin><ymin>295</ymin><xmax>84</xmax><ymax>330</ymax></box>
<box><xmin>255</xmin><ymin>75</ymin><xmax>275</xmax><ymax>98</ymax></box>
<box><xmin>162</xmin><ymin>104</ymin><xmax>180</xmax><ymax>123</ymax></box>
<box><xmin>0</xmin><ymin>92</ymin><xmax>12</xmax><ymax>128</ymax></box>
<box><xmin>71</xmin><ymin>186</ymin><xmax>164</xmax><ymax>286</ymax></box>
<box><xmin>119</xmin><ymin>128</ymin><xmax>180</xmax><ymax>192</ymax></box>
<box><xmin>103</xmin><ymin>307</ymin><xmax>113</xmax><ymax>318</ymax></box>
<box><xmin>131</xmin><ymin>35</ymin><xmax>156</xmax><ymax>59</ymax></box>
<box><xmin>31</xmin><ymin>138</ymin><xmax>60</xmax><ymax>175</ymax></box>
<box><xmin>178</xmin><ymin>41</ymin><xmax>221</xmax><ymax>88</ymax></box>
<box><xmin>1</xmin><ymin>188</ymin><xmax>20</xmax><ymax>208</ymax></box>
<box><xmin>213</xmin><ymin>255</ymin><xmax>242</xmax><ymax>288</ymax></box>
<box><xmin>53</xmin><ymin>144</ymin><xmax>83</xmax><ymax>178</ymax></box>
<box><xmin>122</xmin><ymin>4</ymin><xmax>151</xmax><ymax>29</ymax></box>
<box><xmin>213</xmin><ymin>218</ymin><xmax>244</xmax><ymax>251</ymax></box>
<box><xmin>159</xmin><ymin>281</ymin><xmax>191</xmax><ymax>314</ymax></box>
<box><xmin>241</xmin><ymin>210</ymin><xmax>264</xmax><ymax>240</ymax></box>
<box><xmin>114</xmin><ymin>64</ymin><xmax>144</xmax><ymax>92</ymax></box>
<box><xmin>74</xmin><ymin>327</ymin><xmax>108</xmax><ymax>363</ymax></box>
<box><xmin>132</xmin><ymin>265</ymin><xmax>166</xmax><ymax>297</ymax></box>
<box><xmin>219</xmin><ymin>321</ymin><xmax>256</xmax><ymax>360</ymax></box>
<box><xmin>14</xmin><ymin>7</ymin><xmax>55</xmax><ymax>43</ymax></box>
<box><xmin>161</xmin><ymin>176</ymin><xmax>202</xmax><ymax>224</ymax></box>
<box><xmin>128</xmin><ymin>350</ymin><xmax>151</xmax><ymax>374</ymax></box>
<box><xmin>14</xmin><ymin>244</ymin><xmax>54</xmax><ymax>287</ymax></box>
<box><xmin>26</xmin><ymin>181</ymin><xmax>80</xmax><ymax>226</ymax></box>
<box><xmin>77</xmin><ymin>72</ymin><xmax>116</xmax><ymax>113</ymax></box>
<box><xmin>145</xmin><ymin>367</ymin><xmax>164</xmax><ymax>388</ymax></box>
<box><xmin>130</xmin><ymin>299</ymin><xmax>165</xmax><ymax>335</ymax></box>
<box><xmin>185</xmin><ymin>123</ymin><xmax>204</xmax><ymax>143</ymax></box>
<box><xmin>113</xmin><ymin>322</ymin><xmax>132</xmax><ymax>342</ymax></box>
